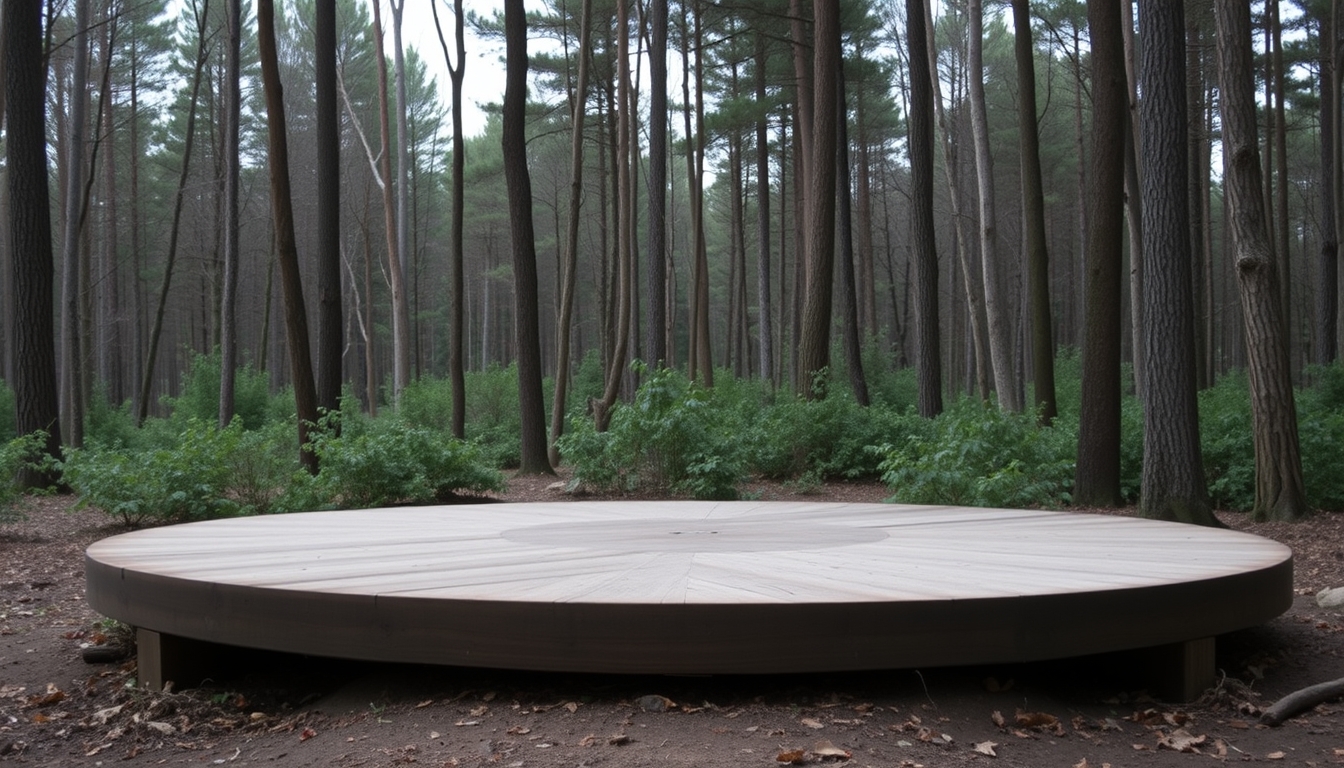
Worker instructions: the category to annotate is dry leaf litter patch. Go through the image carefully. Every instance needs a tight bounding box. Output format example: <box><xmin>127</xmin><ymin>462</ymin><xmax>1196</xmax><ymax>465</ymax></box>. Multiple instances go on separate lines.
<box><xmin>3</xmin><ymin>476</ymin><xmax>1344</xmax><ymax>766</ymax></box>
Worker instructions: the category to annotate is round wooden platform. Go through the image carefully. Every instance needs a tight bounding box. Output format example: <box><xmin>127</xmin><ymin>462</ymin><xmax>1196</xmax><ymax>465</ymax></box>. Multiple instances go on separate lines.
<box><xmin>85</xmin><ymin>501</ymin><xmax>1293</xmax><ymax>675</ymax></box>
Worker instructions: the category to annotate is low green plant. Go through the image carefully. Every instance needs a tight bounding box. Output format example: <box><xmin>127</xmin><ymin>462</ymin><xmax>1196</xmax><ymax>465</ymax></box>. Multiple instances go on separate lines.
<box><xmin>165</xmin><ymin>350</ymin><xmax>274</xmax><ymax>430</ymax></box>
<box><xmin>65</xmin><ymin>419</ymin><xmax>251</xmax><ymax>525</ymax></box>
<box><xmin>748</xmin><ymin>394</ymin><xmax>918</xmax><ymax>480</ymax></box>
<box><xmin>876</xmin><ymin>400</ymin><xmax>1075</xmax><ymax>509</ymax></box>
<box><xmin>557</xmin><ymin>366</ymin><xmax>745</xmax><ymax>500</ymax></box>
<box><xmin>0</xmin><ymin>431</ymin><xmax>53</xmax><ymax>522</ymax></box>
<box><xmin>282</xmin><ymin>417</ymin><xmax>506</xmax><ymax>509</ymax></box>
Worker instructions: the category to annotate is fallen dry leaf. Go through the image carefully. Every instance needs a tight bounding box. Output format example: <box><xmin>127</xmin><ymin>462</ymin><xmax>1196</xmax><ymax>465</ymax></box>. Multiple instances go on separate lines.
<box><xmin>299</xmin><ymin>727</ymin><xmax>317</xmax><ymax>742</ymax></box>
<box><xmin>990</xmin><ymin>711</ymin><xmax>1006</xmax><ymax>728</ymax></box>
<box><xmin>469</xmin><ymin>705</ymin><xmax>488</xmax><ymax>717</ymax></box>
<box><xmin>1156</xmin><ymin>728</ymin><xmax>1206</xmax><ymax>753</ymax></box>
<box><xmin>453</xmin><ymin>720</ymin><xmax>479</xmax><ymax>727</ymax></box>
<box><xmin>813</xmin><ymin>739</ymin><xmax>851</xmax><ymax>758</ymax></box>
<box><xmin>1014</xmin><ymin>710</ymin><xmax>1059</xmax><ymax>729</ymax></box>
<box><xmin>608</xmin><ymin>734</ymin><xmax>630</xmax><ymax>746</ymax></box>
<box><xmin>974</xmin><ymin>740</ymin><xmax>998</xmax><ymax>757</ymax></box>
<box><xmin>578</xmin><ymin>734</ymin><xmax>597</xmax><ymax>747</ymax></box>
<box><xmin>415</xmin><ymin>699</ymin><xmax>433</xmax><ymax>708</ymax></box>
<box><xmin>1073</xmin><ymin>760</ymin><xmax>1088</xmax><ymax>768</ymax></box>
<box><xmin>801</xmin><ymin>717</ymin><xmax>826</xmax><ymax>729</ymax></box>
<box><xmin>564</xmin><ymin>701</ymin><xmax>579</xmax><ymax>713</ymax></box>
<box><xmin>506</xmin><ymin>725</ymin><xmax>531</xmax><ymax>735</ymax></box>
<box><xmin>23</xmin><ymin>684</ymin><xmax>64</xmax><ymax>709</ymax></box>
<box><xmin>776</xmin><ymin>748</ymin><xmax>807</xmax><ymax>764</ymax></box>
<box><xmin>1267</xmin><ymin>751</ymin><xmax>1286</xmax><ymax>760</ymax></box>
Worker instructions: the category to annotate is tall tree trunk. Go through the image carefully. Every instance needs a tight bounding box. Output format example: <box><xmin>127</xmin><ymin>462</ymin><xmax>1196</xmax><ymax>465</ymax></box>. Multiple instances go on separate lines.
<box><xmin>61</xmin><ymin>0</ymin><xmax>92</xmax><ymax>448</ymax></box>
<box><xmin>432</xmin><ymin>0</ymin><xmax>468</xmax><ymax>435</ymax></box>
<box><xmin>909</xmin><ymin>0</ymin><xmax>942</xmax><ymax>418</ymax></box>
<box><xmin>1321</xmin><ymin>6</ymin><xmax>1339</xmax><ymax>365</ymax></box>
<box><xmin>1188</xmin><ymin>2</ymin><xmax>1212</xmax><ymax>389</ymax></box>
<box><xmin>646</xmin><ymin>0</ymin><xmax>668</xmax><ymax>369</ymax></box>
<box><xmin>138</xmin><ymin>0</ymin><xmax>210</xmax><ymax>427</ymax></box>
<box><xmin>503</xmin><ymin>0</ymin><xmax>555</xmax><ymax>474</ymax></box>
<box><xmin>1075</xmin><ymin>0</ymin><xmax>1127</xmax><ymax>507</ymax></box>
<box><xmin>314</xmin><ymin>0</ymin><xmax>342</xmax><ymax>419</ymax></box>
<box><xmin>219</xmin><ymin>0</ymin><xmax>241</xmax><ymax>428</ymax></box>
<box><xmin>755</xmin><ymin>31</ymin><xmax>774</xmax><ymax>388</ymax></box>
<box><xmin>5</xmin><ymin>0</ymin><xmax>64</xmax><ymax>486</ymax></box>
<box><xmin>1137</xmin><ymin>0</ymin><xmax>1215</xmax><ymax>526</ymax></box>
<box><xmin>926</xmin><ymin>0</ymin><xmax>989</xmax><ymax>401</ymax></box>
<box><xmin>968</xmin><ymin>0</ymin><xmax>1018</xmax><ymax>410</ymax></box>
<box><xmin>391</xmin><ymin>0</ymin><xmax>412</xmax><ymax>376</ymax></box>
<box><xmin>1270</xmin><ymin>0</ymin><xmax>1292</xmax><ymax>370</ymax></box>
<box><xmin>1213</xmin><ymin>0</ymin><xmax>1309</xmax><ymax>522</ymax></box>
<box><xmin>797</xmin><ymin>0</ymin><xmax>839</xmax><ymax>398</ymax></box>
<box><xmin>542</xmin><ymin>0</ymin><xmax>591</xmax><ymax>462</ymax></box>
<box><xmin>595</xmin><ymin>0</ymin><xmax>633</xmax><ymax>432</ymax></box>
<box><xmin>835</xmin><ymin>62</ymin><xmax>869</xmax><ymax>405</ymax></box>
<box><xmin>373</xmin><ymin>0</ymin><xmax>411</xmax><ymax>403</ymax></box>
<box><xmin>98</xmin><ymin>6</ymin><xmax>122</xmax><ymax>405</ymax></box>
<box><xmin>1011</xmin><ymin>0</ymin><xmax>1056</xmax><ymax>423</ymax></box>
<box><xmin>1122</xmin><ymin>0</ymin><xmax>1144</xmax><ymax>397</ymax></box>
<box><xmin>257</xmin><ymin>0</ymin><xmax>321</xmax><ymax>474</ymax></box>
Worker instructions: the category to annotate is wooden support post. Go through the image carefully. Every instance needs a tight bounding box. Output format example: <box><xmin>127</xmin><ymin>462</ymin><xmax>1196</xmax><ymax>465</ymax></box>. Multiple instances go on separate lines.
<box><xmin>136</xmin><ymin>628</ymin><xmax>222</xmax><ymax>692</ymax></box>
<box><xmin>1147</xmin><ymin>636</ymin><xmax>1216</xmax><ymax>702</ymax></box>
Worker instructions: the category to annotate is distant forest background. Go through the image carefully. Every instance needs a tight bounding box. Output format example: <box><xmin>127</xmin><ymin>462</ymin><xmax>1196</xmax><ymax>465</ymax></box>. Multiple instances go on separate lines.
<box><xmin>1</xmin><ymin>0</ymin><xmax>1341</xmax><ymax>524</ymax></box>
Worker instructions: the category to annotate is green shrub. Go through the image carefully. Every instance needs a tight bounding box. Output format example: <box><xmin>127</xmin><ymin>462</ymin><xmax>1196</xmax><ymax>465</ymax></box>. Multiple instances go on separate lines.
<box><xmin>748</xmin><ymin>394</ymin><xmax>918</xmax><ymax>480</ymax></box>
<box><xmin>557</xmin><ymin>366</ymin><xmax>745</xmax><ymax>499</ymax></box>
<box><xmin>66</xmin><ymin>419</ymin><xmax>252</xmax><ymax>525</ymax></box>
<box><xmin>876</xmin><ymin>400</ymin><xmax>1075</xmax><ymax>509</ymax></box>
<box><xmin>1198</xmin><ymin>371</ymin><xmax>1255</xmax><ymax>511</ymax></box>
<box><xmin>0</xmin><ymin>380</ymin><xmax>15</xmax><ymax>442</ymax></box>
<box><xmin>399</xmin><ymin>377</ymin><xmax>456</xmax><ymax>432</ymax></box>
<box><xmin>0</xmin><ymin>432</ymin><xmax>53</xmax><ymax>522</ymax></box>
<box><xmin>164</xmin><ymin>350</ymin><xmax>276</xmax><ymax>430</ymax></box>
<box><xmin>283</xmin><ymin>418</ymin><xmax>506</xmax><ymax>509</ymax></box>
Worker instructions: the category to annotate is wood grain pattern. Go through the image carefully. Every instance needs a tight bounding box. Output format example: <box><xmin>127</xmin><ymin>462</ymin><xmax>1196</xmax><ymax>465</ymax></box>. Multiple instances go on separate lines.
<box><xmin>85</xmin><ymin>502</ymin><xmax>1293</xmax><ymax>674</ymax></box>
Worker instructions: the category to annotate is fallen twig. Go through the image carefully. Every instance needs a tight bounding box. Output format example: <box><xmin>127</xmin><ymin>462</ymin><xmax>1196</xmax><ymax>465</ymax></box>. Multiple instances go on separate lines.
<box><xmin>1261</xmin><ymin>677</ymin><xmax>1344</xmax><ymax>726</ymax></box>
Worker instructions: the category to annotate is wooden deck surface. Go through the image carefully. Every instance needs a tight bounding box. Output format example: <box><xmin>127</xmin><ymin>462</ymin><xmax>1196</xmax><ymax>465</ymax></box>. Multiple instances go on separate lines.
<box><xmin>85</xmin><ymin>502</ymin><xmax>1293</xmax><ymax>677</ymax></box>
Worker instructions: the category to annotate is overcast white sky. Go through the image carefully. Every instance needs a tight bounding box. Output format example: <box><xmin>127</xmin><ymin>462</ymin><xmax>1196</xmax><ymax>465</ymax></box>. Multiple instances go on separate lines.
<box><xmin>395</xmin><ymin>0</ymin><xmax>538</xmax><ymax>138</ymax></box>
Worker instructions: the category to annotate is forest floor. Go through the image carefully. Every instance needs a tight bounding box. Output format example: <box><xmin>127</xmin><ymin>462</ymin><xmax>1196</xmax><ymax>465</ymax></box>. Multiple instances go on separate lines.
<box><xmin>4</xmin><ymin>475</ymin><xmax>1344</xmax><ymax>767</ymax></box>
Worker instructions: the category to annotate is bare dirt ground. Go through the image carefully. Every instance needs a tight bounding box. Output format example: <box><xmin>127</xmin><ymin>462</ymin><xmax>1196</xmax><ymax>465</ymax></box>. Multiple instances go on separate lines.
<box><xmin>4</xmin><ymin>475</ymin><xmax>1344</xmax><ymax>767</ymax></box>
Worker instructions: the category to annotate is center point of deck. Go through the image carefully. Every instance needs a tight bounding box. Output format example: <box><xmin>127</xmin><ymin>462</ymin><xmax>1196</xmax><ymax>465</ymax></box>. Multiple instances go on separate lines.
<box><xmin>500</xmin><ymin>517</ymin><xmax>890</xmax><ymax>552</ymax></box>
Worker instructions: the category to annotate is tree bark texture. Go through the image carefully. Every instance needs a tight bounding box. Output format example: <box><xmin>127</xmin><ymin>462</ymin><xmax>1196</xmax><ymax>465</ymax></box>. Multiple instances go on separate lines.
<box><xmin>755</xmin><ymin>31</ymin><xmax>774</xmax><ymax>388</ymax></box>
<box><xmin>61</xmin><ymin>0</ymin><xmax>91</xmax><ymax>448</ymax></box>
<box><xmin>594</xmin><ymin>0</ymin><xmax>633</xmax><ymax>432</ymax></box>
<box><xmin>909</xmin><ymin>0</ymin><xmax>942</xmax><ymax>418</ymax></box>
<box><xmin>925</xmin><ymin>0</ymin><xmax>988</xmax><ymax>402</ymax></box>
<box><xmin>4</xmin><ymin>0</ymin><xmax>64</xmax><ymax>486</ymax></box>
<box><xmin>1214</xmin><ymin>0</ymin><xmax>1309</xmax><ymax>522</ymax></box>
<box><xmin>502</xmin><ymin>0</ymin><xmax>554</xmax><ymax>475</ymax></box>
<box><xmin>314</xmin><ymin>0</ymin><xmax>342</xmax><ymax>418</ymax></box>
<box><xmin>1075</xmin><ymin>0</ymin><xmax>1126</xmax><ymax>507</ymax></box>
<box><xmin>1319</xmin><ymin>8</ymin><xmax>1339</xmax><ymax>365</ymax></box>
<box><xmin>1137</xmin><ymin>0</ymin><xmax>1215</xmax><ymax>526</ymax></box>
<box><xmin>645</xmin><ymin>0</ymin><xmax>668</xmax><ymax>369</ymax></box>
<box><xmin>218</xmin><ymin>0</ymin><xmax>242</xmax><ymax>428</ymax></box>
<box><xmin>1011</xmin><ymin>0</ymin><xmax>1056</xmax><ymax>424</ymax></box>
<box><xmin>968</xmin><ymin>0</ymin><xmax>1018</xmax><ymax>411</ymax></box>
<box><xmin>257</xmin><ymin>0</ymin><xmax>320</xmax><ymax>474</ymax></box>
<box><xmin>797</xmin><ymin>0</ymin><xmax>839</xmax><ymax>398</ymax></box>
<box><xmin>539</xmin><ymin>0</ymin><xmax>589</xmax><ymax>459</ymax></box>
<box><xmin>835</xmin><ymin>62</ymin><xmax>869</xmax><ymax>406</ymax></box>
<box><xmin>373</xmin><ymin>0</ymin><xmax>411</xmax><ymax>403</ymax></box>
